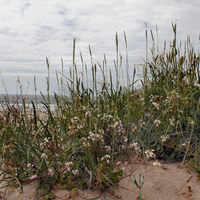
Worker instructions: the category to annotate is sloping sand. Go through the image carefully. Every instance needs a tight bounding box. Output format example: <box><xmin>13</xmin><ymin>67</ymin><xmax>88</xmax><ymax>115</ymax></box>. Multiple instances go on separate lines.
<box><xmin>1</xmin><ymin>163</ymin><xmax>200</xmax><ymax>200</ymax></box>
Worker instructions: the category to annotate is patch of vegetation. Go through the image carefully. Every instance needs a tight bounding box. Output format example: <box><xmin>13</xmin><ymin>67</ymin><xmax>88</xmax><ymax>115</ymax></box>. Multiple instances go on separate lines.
<box><xmin>0</xmin><ymin>23</ymin><xmax>200</xmax><ymax>199</ymax></box>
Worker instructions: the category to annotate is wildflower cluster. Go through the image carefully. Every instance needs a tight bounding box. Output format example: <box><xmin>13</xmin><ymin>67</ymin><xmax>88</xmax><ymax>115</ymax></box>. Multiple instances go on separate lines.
<box><xmin>81</xmin><ymin>137</ymin><xmax>91</xmax><ymax>147</ymax></box>
<box><xmin>100</xmin><ymin>113</ymin><xmax>127</xmax><ymax>151</ymax></box>
<box><xmin>101</xmin><ymin>155</ymin><xmax>110</xmax><ymax>163</ymax></box>
<box><xmin>62</xmin><ymin>161</ymin><xmax>79</xmax><ymax>176</ymax></box>
<box><xmin>154</xmin><ymin>119</ymin><xmax>161</xmax><ymax>127</ymax></box>
<box><xmin>132</xmin><ymin>124</ymin><xmax>138</xmax><ymax>132</ymax></box>
<box><xmin>153</xmin><ymin>160</ymin><xmax>161</xmax><ymax>166</ymax></box>
<box><xmin>64</xmin><ymin>161</ymin><xmax>73</xmax><ymax>171</ymax></box>
<box><xmin>47</xmin><ymin>168</ymin><xmax>54</xmax><ymax>176</ymax></box>
<box><xmin>132</xmin><ymin>119</ymin><xmax>146</xmax><ymax>132</ymax></box>
<box><xmin>152</xmin><ymin>102</ymin><xmax>160</xmax><ymax>110</ymax></box>
<box><xmin>145</xmin><ymin>149</ymin><xmax>156</xmax><ymax>160</ymax></box>
<box><xmin>129</xmin><ymin>142</ymin><xmax>141</xmax><ymax>154</ymax></box>
<box><xmin>104</xmin><ymin>145</ymin><xmax>111</xmax><ymax>152</ymax></box>
<box><xmin>150</xmin><ymin>95</ymin><xmax>161</xmax><ymax>110</ymax></box>
<box><xmin>88</xmin><ymin>130</ymin><xmax>104</xmax><ymax>142</ymax></box>
<box><xmin>68</xmin><ymin>116</ymin><xmax>85</xmax><ymax>136</ymax></box>
<box><xmin>161</xmin><ymin>135</ymin><xmax>169</xmax><ymax>142</ymax></box>
<box><xmin>145</xmin><ymin>149</ymin><xmax>162</xmax><ymax>167</ymax></box>
<box><xmin>40</xmin><ymin>137</ymin><xmax>50</xmax><ymax>148</ymax></box>
<box><xmin>169</xmin><ymin>117</ymin><xmax>176</xmax><ymax>126</ymax></box>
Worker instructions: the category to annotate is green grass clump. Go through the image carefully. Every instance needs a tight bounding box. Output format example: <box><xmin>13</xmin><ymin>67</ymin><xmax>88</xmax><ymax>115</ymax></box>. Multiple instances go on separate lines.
<box><xmin>0</xmin><ymin>23</ymin><xmax>200</xmax><ymax>199</ymax></box>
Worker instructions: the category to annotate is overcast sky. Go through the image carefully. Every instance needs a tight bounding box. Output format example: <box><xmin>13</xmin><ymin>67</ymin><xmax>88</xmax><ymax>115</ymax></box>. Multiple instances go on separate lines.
<box><xmin>0</xmin><ymin>0</ymin><xmax>200</xmax><ymax>95</ymax></box>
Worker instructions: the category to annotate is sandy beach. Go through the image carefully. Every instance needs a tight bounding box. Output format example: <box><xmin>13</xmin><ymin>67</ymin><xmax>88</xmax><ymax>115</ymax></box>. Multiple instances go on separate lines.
<box><xmin>1</xmin><ymin>162</ymin><xmax>200</xmax><ymax>200</ymax></box>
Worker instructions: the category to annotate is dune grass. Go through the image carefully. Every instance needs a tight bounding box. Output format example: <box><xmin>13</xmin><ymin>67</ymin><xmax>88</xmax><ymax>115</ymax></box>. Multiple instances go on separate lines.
<box><xmin>0</xmin><ymin>23</ymin><xmax>200</xmax><ymax>199</ymax></box>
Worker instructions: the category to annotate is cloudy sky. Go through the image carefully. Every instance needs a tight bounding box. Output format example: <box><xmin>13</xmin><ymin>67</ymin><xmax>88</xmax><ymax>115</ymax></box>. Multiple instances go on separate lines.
<box><xmin>0</xmin><ymin>0</ymin><xmax>199</xmax><ymax>94</ymax></box>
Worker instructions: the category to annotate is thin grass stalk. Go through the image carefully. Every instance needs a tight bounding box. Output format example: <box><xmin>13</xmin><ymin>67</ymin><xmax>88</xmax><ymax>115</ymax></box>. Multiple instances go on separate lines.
<box><xmin>86</xmin><ymin>171</ymin><xmax>93</xmax><ymax>200</ymax></box>
<box><xmin>103</xmin><ymin>54</ymin><xmax>109</xmax><ymax>104</ymax></box>
<box><xmin>156</xmin><ymin>25</ymin><xmax>159</xmax><ymax>53</ymax></box>
<box><xmin>94</xmin><ymin>64</ymin><xmax>97</xmax><ymax>97</ymax></box>
<box><xmin>109</xmin><ymin>69</ymin><xmax>113</xmax><ymax>101</ymax></box>
<box><xmin>70</xmin><ymin>39</ymin><xmax>76</xmax><ymax>112</ymax></box>
<box><xmin>80</xmin><ymin>52</ymin><xmax>84</xmax><ymax>92</ymax></box>
<box><xmin>89</xmin><ymin>45</ymin><xmax>95</xmax><ymax>103</ymax></box>
<box><xmin>119</xmin><ymin>53</ymin><xmax>124</xmax><ymax>87</ymax></box>
<box><xmin>115</xmin><ymin>32</ymin><xmax>119</xmax><ymax>92</ymax></box>
<box><xmin>144</xmin><ymin>23</ymin><xmax>148</xmax><ymax>104</ymax></box>
<box><xmin>56</xmin><ymin>71</ymin><xmax>60</xmax><ymax>96</ymax></box>
<box><xmin>92</xmin><ymin>65</ymin><xmax>95</xmax><ymax>102</ymax></box>
<box><xmin>150</xmin><ymin>29</ymin><xmax>155</xmax><ymax>60</ymax></box>
<box><xmin>34</xmin><ymin>75</ymin><xmax>38</xmax><ymax>110</ymax></box>
<box><xmin>124</xmin><ymin>31</ymin><xmax>130</xmax><ymax>89</ymax></box>
<box><xmin>131</xmin><ymin>66</ymin><xmax>136</xmax><ymax>90</ymax></box>
<box><xmin>172</xmin><ymin>23</ymin><xmax>179</xmax><ymax>90</ymax></box>
<box><xmin>31</xmin><ymin>101</ymin><xmax>38</xmax><ymax>132</ymax></box>
<box><xmin>74</xmin><ymin>63</ymin><xmax>80</xmax><ymax>101</ymax></box>
<box><xmin>61</xmin><ymin>58</ymin><xmax>64</xmax><ymax>96</ymax></box>
<box><xmin>85</xmin><ymin>63</ymin><xmax>88</xmax><ymax>91</ymax></box>
<box><xmin>104</xmin><ymin>54</ymin><xmax>108</xmax><ymax>84</ymax></box>
<box><xmin>17</xmin><ymin>76</ymin><xmax>28</xmax><ymax>129</ymax></box>
<box><xmin>73</xmin><ymin>39</ymin><xmax>76</xmax><ymax>92</ymax></box>
<box><xmin>46</xmin><ymin>57</ymin><xmax>50</xmax><ymax>105</ymax></box>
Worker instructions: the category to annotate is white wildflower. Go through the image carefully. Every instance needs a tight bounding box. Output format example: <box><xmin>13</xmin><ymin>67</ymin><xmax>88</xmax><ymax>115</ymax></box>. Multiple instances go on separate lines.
<box><xmin>123</xmin><ymin>136</ymin><xmax>128</xmax><ymax>143</ymax></box>
<box><xmin>47</xmin><ymin>168</ymin><xmax>54</xmax><ymax>176</ymax></box>
<box><xmin>145</xmin><ymin>149</ymin><xmax>156</xmax><ymax>160</ymax></box>
<box><xmin>190</xmin><ymin>120</ymin><xmax>194</xmax><ymax>126</ymax></box>
<box><xmin>65</xmin><ymin>161</ymin><xmax>73</xmax><ymax>171</ymax></box>
<box><xmin>153</xmin><ymin>160</ymin><xmax>161</xmax><ymax>166</ymax></box>
<box><xmin>72</xmin><ymin>169</ymin><xmax>79</xmax><ymax>175</ymax></box>
<box><xmin>169</xmin><ymin>117</ymin><xmax>175</xmax><ymax>126</ymax></box>
<box><xmin>44</xmin><ymin>137</ymin><xmax>50</xmax><ymax>143</ymax></box>
<box><xmin>41</xmin><ymin>153</ymin><xmax>48</xmax><ymax>159</ymax></box>
<box><xmin>132</xmin><ymin>125</ymin><xmax>137</xmax><ymax>131</ymax></box>
<box><xmin>154</xmin><ymin>119</ymin><xmax>161</xmax><ymax>126</ymax></box>
<box><xmin>129</xmin><ymin>142</ymin><xmax>138</xmax><ymax>148</ymax></box>
<box><xmin>182</xmin><ymin>141</ymin><xmax>190</xmax><ymax>146</ymax></box>
<box><xmin>113</xmin><ymin>122</ymin><xmax>118</xmax><ymax>128</ymax></box>
<box><xmin>65</xmin><ymin>161</ymin><xmax>73</xmax><ymax>167</ymax></box>
<box><xmin>101</xmin><ymin>155</ymin><xmax>110</xmax><ymax>163</ymax></box>
<box><xmin>161</xmin><ymin>135</ymin><xmax>169</xmax><ymax>142</ymax></box>
<box><xmin>105</xmin><ymin>146</ymin><xmax>111</xmax><ymax>152</ymax></box>
<box><xmin>152</xmin><ymin>102</ymin><xmax>160</xmax><ymax>110</ymax></box>
<box><xmin>145</xmin><ymin>112</ymin><xmax>151</xmax><ymax>117</ymax></box>
<box><xmin>29</xmin><ymin>174</ymin><xmax>38</xmax><ymax>180</ymax></box>
<box><xmin>27</xmin><ymin>163</ymin><xmax>32</xmax><ymax>168</ymax></box>
<box><xmin>85</xmin><ymin>111</ymin><xmax>91</xmax><ymax>117</ymax></box>
<box><xmin>116</xmin><ymin>161</ymin><xmax>121</xmax><ymax>166</ymax></box>
<box><xmin>121</xmin><ymin>166</ymin><xmax>126</xmax><ymax>172</ymax></box>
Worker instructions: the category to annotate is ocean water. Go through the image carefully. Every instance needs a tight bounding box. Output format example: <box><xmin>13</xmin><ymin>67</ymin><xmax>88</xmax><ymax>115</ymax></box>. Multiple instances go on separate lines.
<box><xmin>0</xmin><ymin>94</ymin><xmax>56</xmax><ymax>111</ymax></box>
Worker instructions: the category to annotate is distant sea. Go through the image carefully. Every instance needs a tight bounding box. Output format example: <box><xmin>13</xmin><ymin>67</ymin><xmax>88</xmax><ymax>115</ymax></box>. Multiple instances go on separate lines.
<box><xmin>0</xmin><ymin>94</ymin><xmax>56</xmax><ymax>110</ymax></box>
<box><xmin>0</xmin><ymin>94</ymin><xmax>56</xmax><ymax>103</ymax></box>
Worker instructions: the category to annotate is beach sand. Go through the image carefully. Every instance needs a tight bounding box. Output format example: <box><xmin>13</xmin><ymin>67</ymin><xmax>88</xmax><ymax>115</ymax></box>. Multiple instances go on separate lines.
<box><xmin>1</xmin><ymin>162</ymin><xmax>200</xmax><ymax>200</ymax></box>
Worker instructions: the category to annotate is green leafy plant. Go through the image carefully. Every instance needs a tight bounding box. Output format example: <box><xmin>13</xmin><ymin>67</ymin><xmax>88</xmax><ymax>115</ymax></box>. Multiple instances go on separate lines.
<box><xmin>132</xmin><ymin>173</ymin><xmax>145</xmax><ymax>200</ymax></box>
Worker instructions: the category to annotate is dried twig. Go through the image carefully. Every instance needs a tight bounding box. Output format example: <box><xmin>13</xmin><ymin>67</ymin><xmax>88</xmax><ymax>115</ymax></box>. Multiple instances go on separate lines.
<box><xmin>177</xmin><ymin>175</ymin><xmax>193</xmax><ymax>193</ymax></box>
